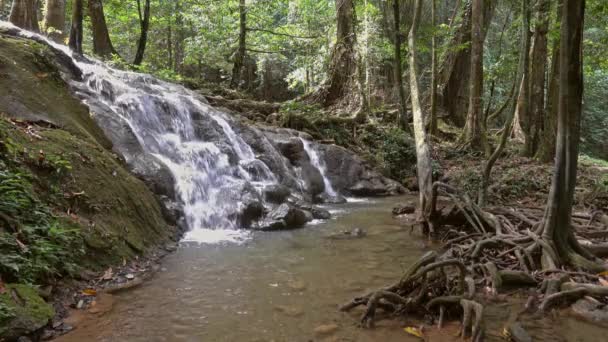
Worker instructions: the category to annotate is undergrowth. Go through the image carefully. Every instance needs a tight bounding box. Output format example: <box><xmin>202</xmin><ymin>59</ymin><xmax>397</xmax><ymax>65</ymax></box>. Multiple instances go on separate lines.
<box><xmin>0</xmin><ymin>122</ymin><xmax>84</xmax><ymax>284</ymax></box>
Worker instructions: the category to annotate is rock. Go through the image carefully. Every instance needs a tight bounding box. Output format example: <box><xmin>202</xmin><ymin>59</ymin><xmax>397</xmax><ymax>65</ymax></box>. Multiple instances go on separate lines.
<box><xmin>348</xmin><ymin>179</ymin><xmax>391</xmax><ymax>196</ymax></box>
<box><xmin>315</xmin><ymin>193</ymin><xmax>347</xmax><ymax>204</ymax></box>
<box><xmin>287</xmin><ymin>280</ymin><xmax>307</xmax><ymax>291</ymax></box>
<box><xmin>314</xmin><ymin>324</ymin><xmax>339</xmax><ymax>336</ymax></box>
<box><xmin>263</xmin><ymin>184</ymin><xmax>291</xmax><ymax>204</ymax></box>
<box><xmin>255</xmin><ymin>204</ymin><xmax>311</xmax><ymax>230</ymax></box>
<box><xmin>238</xmin><ymin>200</ymin><xmax>265</xmax><ymax>228</ymax></box>
<box><xmin>277</xmin><ymin>138</ymin><xmax>307</xmax><ymax>166</ymax></box>
<box><xmin>301</xmin><ymin>163</ymin><xmax>325</xmax><ymax>197</ymax></box>
<box><xmin>311</xmin><ymin>207</ymin><xmax>331</xmax><ymax>220</ymax></box>
<box><xmin>571</xmin><ymin>297</ymin><xmax>608</xmax><ymax>324</ymax></box>
<box><xmin>392</xmin><ymin>204</ymin><xmax>416</xmax><ymax>215</ymax></box>
<box><xmin>326</xmin><ymin>228</ymin><xmax>367</xmax><ymax>240</ymax></box>
<box><xmin>0</xmin><ymin>284</ymin><xmax>55</xmax><ymax>340</ymax></box>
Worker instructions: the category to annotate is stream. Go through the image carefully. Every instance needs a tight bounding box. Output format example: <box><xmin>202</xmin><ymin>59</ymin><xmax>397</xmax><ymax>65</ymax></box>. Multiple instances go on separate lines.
<box><xmin>57</xmin><ymin>196</ymin><xmax>606</xmax><ymax>342</ymax></box>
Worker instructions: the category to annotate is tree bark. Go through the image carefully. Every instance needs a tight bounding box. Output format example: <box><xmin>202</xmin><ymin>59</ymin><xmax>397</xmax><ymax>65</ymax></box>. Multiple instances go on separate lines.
<box><xmin>230</xmin><ymin>0</ymin><xmax>247</xmax><ymax>89</ymax></box>
<box><xmin>540</xmin><ymin>0</ymin><xmax>599</xmax><ymax>271</ymax></box>
<box><xmin>88</xmin><ymin>0</ymin><xmax>117</xmax><ymax>58</ymax></box>
<box><xmin>513</xmin><ymin>0</ymin><xmax>533</xmax><ymax>155</ymax></box>
<box><xmin>536</xmin><ymin>0</ymin><xmax>561</xmax><ymax>163</ymax></box>
<box><xmin>435</xmin><ymin>0</ymin><xmax>496</xmax><ymax>127</ymax></box>
<box><xmin>461</xmin><ymin>0</ymin><xmax>488</xmax><ymax>154</ymax></box>
<box><xmin>133</xmin><ymin>0</ymin><xmax>151</xmax><ymax>65</ymax></box>
<box><xmin>525</xmin><ymin>0</ymin><xmax>550</xmax><ymax>156</ymax></box>
<box><xmin>408</xmin><ymin>0</ymin><xmax>434</xmax><ymax>230</ymax></box>
<box><xmin>9</xmin><ymin>0</ymin><xmax>39</xmax><ymax>32</ymax></box>
<box><xmin>68</xmin><ymin>0</ymin><xmax>83</xmax><ymax>54</ymax></box>
<box><xmin>393</xmin><ymin>0</ymin><xmax>408</xmax><ymax>129</ymax></box>
<box><xmin>43</xmin><ymin>0</ymin><xmax>65</xmax><ymax>41</ymax></box>
<box><xmin>429</xmin><ymin>0</ymin><xmax>438</xmax><ymax>135</ymax></box>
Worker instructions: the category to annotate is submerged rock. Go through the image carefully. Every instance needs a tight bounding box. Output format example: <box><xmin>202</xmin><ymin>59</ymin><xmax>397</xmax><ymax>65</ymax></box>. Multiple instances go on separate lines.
<box><xmin>0</xmin><ymin>284</ymin><xmax>55</xmax><ymax>340</ymax></box>
<box><xmin>255</xmin><ymin>204</ymin><xmax>312</xmax><ymax>230</ymax></box>
<box><xmin>392</xmin><ymin>204</ymin><xmax>416</xmax><ymax>215</ymax></box>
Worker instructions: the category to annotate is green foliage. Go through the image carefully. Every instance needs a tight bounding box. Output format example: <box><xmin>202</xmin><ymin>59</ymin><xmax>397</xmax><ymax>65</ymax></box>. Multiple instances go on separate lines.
<box><xmin>359</xmin><ymin>126</ymin><xmax>415</xmax><ymax>181</ymax></box>
<box><xmin>0</xmin><ymin>168</ymin><xmax>84</xmax><ymax>284</ymax></box>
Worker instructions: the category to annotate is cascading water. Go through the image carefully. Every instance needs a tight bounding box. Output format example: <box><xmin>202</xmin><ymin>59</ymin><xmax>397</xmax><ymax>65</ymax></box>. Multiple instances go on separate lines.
<box><xmin>299</xmin><ymin>138</ymin><xmax>338</xmax><ymax>197</ymax></box>
<box><xmin>0</xmin><ymin>22</ymin><xmax>348</xmax><ymax>243</ymax></box>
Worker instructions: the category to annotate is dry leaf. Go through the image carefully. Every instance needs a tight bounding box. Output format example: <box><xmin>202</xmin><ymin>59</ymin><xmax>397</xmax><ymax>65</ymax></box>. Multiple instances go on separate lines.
<box><xmin>598</xmin><ymin>271</ymin><xmax>608</xmax><ymax>277</ymax></box>
<box><xmin>599</xmin><ymin>278</ymin><xmax>608</xmax><ymax>287</ymax></box>
<box><xmin>82</xmin><ymin>288</ymin><xmax>97</xmax><ymax>296</ymax></box>
<box><xmin>101</xmin><ymin>267</ymin><xmax>113</xmax><ymax>280</ymax></box>
<box><xmin>403</xmin><ymin>326</ymin><xmax>424</xmax><ymax>339</ymax></box>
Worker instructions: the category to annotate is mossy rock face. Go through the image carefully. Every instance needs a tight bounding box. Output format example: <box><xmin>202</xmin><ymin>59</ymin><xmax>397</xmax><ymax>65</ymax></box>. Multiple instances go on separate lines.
<box><xmin>0</xmin><ymin>284</ymin><xmax>54</xmax><ymax>340</ymax></box>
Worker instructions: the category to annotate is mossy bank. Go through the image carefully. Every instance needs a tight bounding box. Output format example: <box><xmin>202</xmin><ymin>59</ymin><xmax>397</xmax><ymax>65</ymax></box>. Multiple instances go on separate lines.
<box><xmin>0</xmin><ymin>30</ymin><xmax>178</xmax><ymax>340</ymax></box>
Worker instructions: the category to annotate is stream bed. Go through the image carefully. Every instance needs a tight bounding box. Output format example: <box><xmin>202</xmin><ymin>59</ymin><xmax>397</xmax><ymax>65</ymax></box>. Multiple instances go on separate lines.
<box><xmin>57</xmin><ymin>196</ymin><xmax>606</xmax><ymax>341</ymax></box>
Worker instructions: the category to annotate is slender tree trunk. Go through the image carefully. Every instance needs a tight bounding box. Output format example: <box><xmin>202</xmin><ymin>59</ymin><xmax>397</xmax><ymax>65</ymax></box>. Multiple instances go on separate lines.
<box><xmin>9</xmin><ymin>0</ymin><xmax>39</xmax><ymax>32</ymax></box>
<box><xmin>68</xmin><ymin>0</ymin><xmax>83</xmax><ymax>54</ymax></box>
<box><xmin>514</xmin><ymin>0</ymin><xmax>533</xmax><ymax>155</ymax></box>
<box><xmin>88</xmin><ymin>0</ymin><xmax>117</xmax><ymax>58</ymax></box>
<box><xmin>173</xmin><ymin>0</ymin><xmax>183</xmax><ymax>73</ymax></box>
<box><xmin>230</xmin><ymin>0</ymin><xmax>247</xmax><ymax>89</ymax></box>
<box><xmin>408</xmin><ymin>0</ymin><xmax>434</xmax><ymax>230</ymax></box>
<box><xmin>462</xmin><ymin>0</ymin><xmax>488</xmax><ymax>154</ymax></box>
<box><xmin>429</xmin><ymin>0</ymin><xmax>438</xmax><ymax>135</ymax></box>
<box><xmin>133</xmin><ymin>0</ymin><xmax>151</xmax><ymax>65</ymax></box>
<box><xmin>478</xmin><ymin>0</ymin><xmax>529</xmax><ymax>206</ymax></box>
<box><xmin>540</xmin><ymin>0</ymin><xmax>599</xmax><ymax>271</ymax></box>
<box><xmin>43</xmin><ymin>0</ymin><xmax>65</xmax><ymax>41</ymax></box>
<box><xmin>536</xmin><ymin>0</ymin><xmax>561</xmax><ymax>163</ymax></box>
<box><xmin>167</xmin><ymin>13</ymin><xmax>173</xmax><ymax>69</ymax></box>
<box><xmin>393</xmin><ymin>0</ymin><xmax>408</xmax><ymax>129</ymax></box>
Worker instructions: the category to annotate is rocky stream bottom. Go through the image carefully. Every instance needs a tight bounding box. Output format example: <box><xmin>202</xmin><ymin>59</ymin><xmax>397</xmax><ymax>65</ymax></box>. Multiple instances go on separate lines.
<box><xmin>55</xmin><ymin>197</ymin><xmax>606</xmax><ymax>342</ymax></box>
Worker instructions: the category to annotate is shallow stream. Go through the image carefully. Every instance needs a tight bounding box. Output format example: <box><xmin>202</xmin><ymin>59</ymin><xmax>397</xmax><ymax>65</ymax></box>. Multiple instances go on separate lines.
<box><xmin>57</xmin><ymin>197</ymin><xmax>606</xmax><ymax>341</ymax></box>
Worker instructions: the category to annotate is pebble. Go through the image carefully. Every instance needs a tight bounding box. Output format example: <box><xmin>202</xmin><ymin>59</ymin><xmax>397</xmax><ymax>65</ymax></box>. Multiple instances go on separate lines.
<box><xmin>314</xmin><ymin>323</ymin><xmax>339</xmax><ymax>336</ymax></box>
<box><xmin>287</xmin><ymin>280</ymin><xmax>307</xmax><ymax>291</ymax></box>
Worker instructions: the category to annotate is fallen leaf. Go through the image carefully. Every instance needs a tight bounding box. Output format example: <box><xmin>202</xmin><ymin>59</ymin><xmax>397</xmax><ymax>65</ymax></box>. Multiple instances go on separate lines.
<box><xmin>82</xmin><ymin>288</ymin><xmax>97</xmax><ymax>296</ymax></box>
<box><xmin>403</xmin><ymin>326</ymin><xmax>424</xmax><ymax>339</ymax></box>
<box><xmin>35</xmin><ymin>72</ymin><xmax>49</xmax><ymax>79</ymax></box>
<box><xmin>599</xmin><ymin>278</ymin><xmax>608</xmax><ymax>287</ymax></box>
<box><xmin>101</xmin><ymin>267</ymin><xmax>113</xmax><ymax>280</ymax></box>
<box><xmin>598</xmin><ymin>271</ymin><xmax>608</xmax><ymax>277</ymax></box>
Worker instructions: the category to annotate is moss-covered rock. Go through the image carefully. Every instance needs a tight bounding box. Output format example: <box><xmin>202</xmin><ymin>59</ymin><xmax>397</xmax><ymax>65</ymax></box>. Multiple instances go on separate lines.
<box><xmin>0</xmin><ymin>284</ymin><xmax>54</xmax><ymax>340</ymax></box>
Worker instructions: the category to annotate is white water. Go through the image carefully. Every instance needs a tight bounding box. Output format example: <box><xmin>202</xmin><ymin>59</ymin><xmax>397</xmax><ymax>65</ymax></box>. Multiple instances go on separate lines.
<box><xmin>1</xmin><ymin>22</ymin><xmax>342</xmax><ymax>244</ymax></box>
<box><xmin>299</xmin><ymin>138</ymin><xmax>338</xmax><ymax>197</ymax></box>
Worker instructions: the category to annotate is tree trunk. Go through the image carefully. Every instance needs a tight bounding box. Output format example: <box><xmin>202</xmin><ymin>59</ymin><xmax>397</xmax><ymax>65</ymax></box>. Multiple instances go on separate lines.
<box><xmin>393</xmin><ymin>0</ymin><xmax>408</xmax><ymax>129</ymax></box>
<box><xmin>540</xmin><ymin>0</ymin><xmax>599</xmax><ymax>271</ymax></box>
<box><xmin>68</xmin><ymin>0</ymin><xmax>83</xmax><ymax>54</ymax></box>
<box><xmin>461</xmin><ymin>0</ymin><xmax>488</xmax><ymax>154</ymax></box>
<box><xmin>43</xmin><ymin>0</ymin><xmax>65</xmax><ymax>41</ymax></box>
<box><xmin>514</xmin><ymin>0</ymin><xmax>533</xmax><ymax>155</ymax></box>
<box><xmin>230</xmin><ymin>0</ymin><xmax>246</xmax><ymax>89</ymax></box>
<box><xmin>536</xmin><ymin>0</ymin><xmax>561</xmax><ymax>163</ymax></box>
<box><xmin>525</xmin><ymin>0</ymin><xmax>550</xmax><ymax>157</ymax></box>
<box><xmin>9</xmin><ymin>0</ymin><xmax>39</xmax><ymax>32</ymax></box>
<box><xmin>429</xmin><ymin>0</ymin><xmax>438</xmax><ymax>135</ymax></box>
<box><xmin>316</xmin><ymin>0</ymin><xmax>365</xmax><ymax>115</ymax></box>
<box><xmin>173</xmin><ymin>0</ymin><xmax>184</xmax><ymax>73</ymax></box>
<box><xmin>88</xmin><ymin>0</ymin><xmax>117</xmax><ymax>58</ymax></box>
<box><xmin>408</xmin><ymin>0</ymin><xmax>434</xmax><ymax>230</ymax></box>
<box><xmin>435</xmin><ymin>0</ymin><xmax>496</xmax><ymax>127</ymax></box>
<box><xmin>133</xmin><ymin>0</ymin><xmax>151</xmax><ymax>65</ymax></box>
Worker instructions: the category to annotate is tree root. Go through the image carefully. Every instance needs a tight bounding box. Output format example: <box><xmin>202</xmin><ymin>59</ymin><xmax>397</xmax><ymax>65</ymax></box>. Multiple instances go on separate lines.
<box><xmin>343</xmin><ymin>181</ymin><xmax>607</xmax><ymax>334</ymax></box>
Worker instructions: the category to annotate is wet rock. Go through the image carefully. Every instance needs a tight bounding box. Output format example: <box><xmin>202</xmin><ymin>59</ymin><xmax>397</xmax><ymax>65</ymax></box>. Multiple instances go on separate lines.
<box><xmin>314</xmin><ymin>323</ymin><xmax>339</xmax><ymax>336</ymax></box>
<box><xmin>392</xmin><ymin>204</ymin><xmax>416</xmax><ymax>216</ymax></box>
<box><xmin>315</xmin><ymin>193</ymin><xmax>347</xmax><ymax>204</ymax></box>
<box><xmin>263</xmin><ymin>184</ymin><xmax>291</xmax><ymax>204</ymax></box>
<box><xmin>0</xmin><ymin>284</ymin><xmax>55</xmax><ymax>340</ymax></box>
<box><xmin>255</xmin><ymin>204</ymin><xmax>311</xmax><ymax>230</ymax></box>
<box><xmin>311</xmin><ymin>208</ymin><xmax>331</xmax><ymax>220</ymax></box>
<box><xmin>571</xmin><ymin>297</ymin><xmax>608</xmax><ymax>324</ymax></box>
<box><xmin>277</xmin><ymin>138</ymin><xmax>307</xmax><ymax>166</ymax></box>
<box><xmin>348</xmin><ymin>179</ymin><xmax>392</xmax><ymax>196</ymax></box>
<box><xmin>238</xmin><ymin>200</ymin><xmax>265</xmax><ymax>228</ymax></box>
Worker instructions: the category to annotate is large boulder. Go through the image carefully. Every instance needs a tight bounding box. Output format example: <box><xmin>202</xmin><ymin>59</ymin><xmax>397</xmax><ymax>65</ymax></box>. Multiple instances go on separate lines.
<box><xmin>263</xmin><ymin>184</ymin><xmax>291</xmax><ymax>204</ymax></box>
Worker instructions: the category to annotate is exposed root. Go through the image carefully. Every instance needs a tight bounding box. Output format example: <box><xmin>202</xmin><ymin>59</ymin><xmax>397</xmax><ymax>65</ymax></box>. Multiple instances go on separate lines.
<box><xmin>343</xmin><ymin>181</ymin><xmax>608</xmax><ymax>334</ymax></box>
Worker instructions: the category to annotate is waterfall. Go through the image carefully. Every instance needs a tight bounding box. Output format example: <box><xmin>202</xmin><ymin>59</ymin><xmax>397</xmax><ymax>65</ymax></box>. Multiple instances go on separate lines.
<box><xmin>299</xmin><ymin>138</ymin><xmax>338</xmax><ymax>197</ymax></box>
